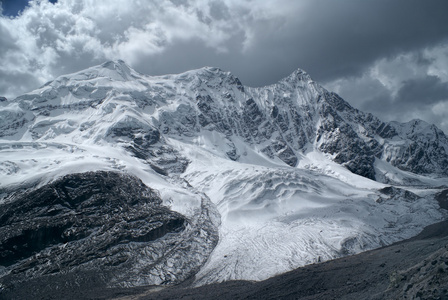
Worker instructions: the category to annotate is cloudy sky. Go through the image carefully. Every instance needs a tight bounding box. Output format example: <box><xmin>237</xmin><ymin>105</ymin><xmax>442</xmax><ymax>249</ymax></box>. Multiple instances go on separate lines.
<box><xmin>1</xmin><ymin>0</ymin><xmax>448</xmax><ymax>133</ymax></box>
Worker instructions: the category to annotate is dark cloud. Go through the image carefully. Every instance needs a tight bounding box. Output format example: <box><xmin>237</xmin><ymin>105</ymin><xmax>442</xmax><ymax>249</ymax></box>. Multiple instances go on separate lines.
<box><xmin>208</xmin><ymin>1</ymin><xmax>230</xmax><ymax>20</ymax></box>
<box><xmin>330</xmin><ymin>76</ymin><xmax>395</xmax><ymax>118</ymax></box>
<box><xmin>128</xmin><ymin>0</ymin><xmax>448</xmax><ymax>88</ymax></box>
<box><xmin>396</xmin><ymin>76</ymin><xmax>448</xmax><ymax>105</ymax></box>
<box><xmin>236</xmin><ymin>0</ymin><xmax>448</xmax><ymax>85</ymax></box>
<box><xmin>340</xmin><ymin>74</ymin><xmax>448</xmax><ymax>133</ymax></box>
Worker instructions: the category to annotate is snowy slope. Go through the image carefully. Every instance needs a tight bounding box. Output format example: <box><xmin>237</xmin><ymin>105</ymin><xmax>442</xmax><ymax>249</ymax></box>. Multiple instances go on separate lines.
<box><xmin>171</xmin><ymin>138</ymin><xmax>444</xmax><ymax>284</ymax></box>
<box><xmin>0</xmin><ymin>60</ymin><xmax>447</xmax><ymax>286</ymax></box>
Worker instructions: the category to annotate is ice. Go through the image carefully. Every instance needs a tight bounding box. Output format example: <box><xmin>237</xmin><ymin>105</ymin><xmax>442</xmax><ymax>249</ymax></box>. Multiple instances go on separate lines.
<box><xmin>166</xmin><ymin>139</ymin><xmax>445</xmax><ymax>284</ymax></box>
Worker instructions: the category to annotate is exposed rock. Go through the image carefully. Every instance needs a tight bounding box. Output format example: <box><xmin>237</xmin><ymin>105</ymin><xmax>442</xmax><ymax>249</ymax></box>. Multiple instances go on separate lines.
<box><xmin>436</xmin><ymin>189</ymin><xmax>448</xmax><ymax>210</ymax></box>
<box><xmin>0</xmin><ymin>171</ymin><xmax>218</xmax><ymax>288</ymax></box>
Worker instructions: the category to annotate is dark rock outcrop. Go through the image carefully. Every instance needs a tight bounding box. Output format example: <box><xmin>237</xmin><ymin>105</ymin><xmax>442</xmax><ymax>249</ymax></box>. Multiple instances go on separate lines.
<box><xmin>0</xmin><ymin>171</ymin><xmax>217</xmax><ymax>288</ymax></box>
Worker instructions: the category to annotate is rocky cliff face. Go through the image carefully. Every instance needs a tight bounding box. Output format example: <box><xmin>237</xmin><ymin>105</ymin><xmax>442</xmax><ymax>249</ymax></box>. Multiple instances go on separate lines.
<box><xmin>158</xmin><ymin>66</ymin><xmax>448</xmax><ymax>179</ymax></box>
<box><xmin>0</xmin><ymin>171</ymin><xmax>219</xmax><ymax>287</ymax></box>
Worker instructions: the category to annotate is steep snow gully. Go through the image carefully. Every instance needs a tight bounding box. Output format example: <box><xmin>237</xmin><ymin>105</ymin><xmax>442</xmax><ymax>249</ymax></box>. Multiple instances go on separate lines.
<box><xmin>0</xmin><ymin>60</ymin><xmax>447</xmax><ymax>292</ymax></box>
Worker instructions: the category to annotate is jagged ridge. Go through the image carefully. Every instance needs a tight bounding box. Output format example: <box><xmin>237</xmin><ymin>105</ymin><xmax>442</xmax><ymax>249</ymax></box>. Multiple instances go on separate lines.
<box><xmin>2</xmin><ymin>60</ymin><xmax>446</xmax><ymax>179</ymax></box>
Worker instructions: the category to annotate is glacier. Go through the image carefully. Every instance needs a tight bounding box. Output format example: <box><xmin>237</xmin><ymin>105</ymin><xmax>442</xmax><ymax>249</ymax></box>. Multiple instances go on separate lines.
<box><xmin>0</xmin><ymin>60</ymin><xmax>447</xmax><ymax>288</ymax></box>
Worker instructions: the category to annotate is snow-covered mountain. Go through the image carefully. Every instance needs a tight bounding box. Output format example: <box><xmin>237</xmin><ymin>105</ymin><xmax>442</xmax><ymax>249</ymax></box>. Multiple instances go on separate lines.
<box><xmin>0</xmin><ymin>60</ymin><xmax>447</xmax><ymax>288</ymax></box>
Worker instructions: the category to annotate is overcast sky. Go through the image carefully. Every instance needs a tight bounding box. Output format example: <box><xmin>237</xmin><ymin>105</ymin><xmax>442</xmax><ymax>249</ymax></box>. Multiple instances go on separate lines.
<box><xmin>1</xmin><ymin>0</ymin><xmax>448</xmax><ymax>133</ymax></box>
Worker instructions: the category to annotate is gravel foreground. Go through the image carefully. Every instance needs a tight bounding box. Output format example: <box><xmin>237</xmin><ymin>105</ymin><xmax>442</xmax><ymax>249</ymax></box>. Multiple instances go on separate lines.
<box><xmin>2</xmin><ymin>219</ymin><xmax>448</xmax><ymax>300</ymax></box>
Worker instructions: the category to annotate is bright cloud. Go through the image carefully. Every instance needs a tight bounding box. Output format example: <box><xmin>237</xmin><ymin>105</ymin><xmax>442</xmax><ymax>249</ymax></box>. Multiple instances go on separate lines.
<box><xmin>0</xmin><ymin>0</ymin><xmax>278</xmax><ymax>98</ymax></box>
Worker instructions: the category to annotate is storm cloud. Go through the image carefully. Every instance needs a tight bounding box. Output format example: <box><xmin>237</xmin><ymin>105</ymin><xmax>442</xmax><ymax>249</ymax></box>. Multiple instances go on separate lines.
<box><xmin>1</xmin><ymin>0</ymin><xmax>448</xmax><ymax>132</ymax></box>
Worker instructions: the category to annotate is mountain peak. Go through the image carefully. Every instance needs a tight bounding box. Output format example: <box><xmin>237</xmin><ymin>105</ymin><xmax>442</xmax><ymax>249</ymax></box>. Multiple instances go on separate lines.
<box><xmin>172</xmin><ymin>66</ymin><xmax>244</xmax><ymax>91</ymax></box>
<box><xmin>46</xmin><ymin>60</ymin><xmax>138</xmax><ymax>85</ymax></box>
<box><xmin>282</xmin><ymin>68</ymin><xmax>314</xmax><ymax>83</ymax></box>
<box><xmin>200</xmin><ymin>66</ymin><xmax>225</xmax><ymax>73</ymax></box>
<box><xmin>100</xmin><ymin>59</ymin><xmax>129</xmax><ymax>70</ymax></box>
<box><xmin>191</xmin><ymin>66</ymin><xmax>234</xmax><ymax>79</ymax></box>
<box><xmin>94</xmin><ymin>59</ymin><xmax>135</xmax><ymax>81</ymax></box>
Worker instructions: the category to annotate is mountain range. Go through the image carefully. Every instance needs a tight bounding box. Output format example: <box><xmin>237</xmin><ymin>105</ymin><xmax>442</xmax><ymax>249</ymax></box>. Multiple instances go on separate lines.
<box><xmin>0</xmin><ymin>60</ymin><xmax>447</xmax><ymax>295</ymax></box>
